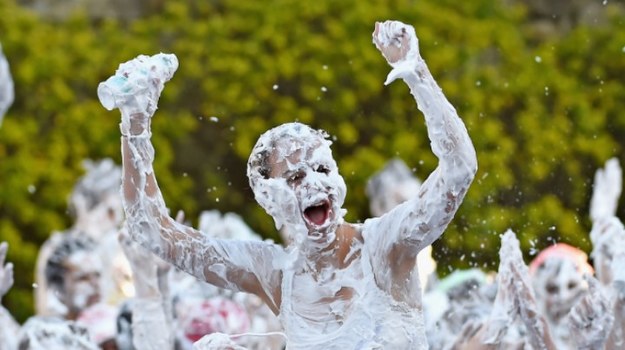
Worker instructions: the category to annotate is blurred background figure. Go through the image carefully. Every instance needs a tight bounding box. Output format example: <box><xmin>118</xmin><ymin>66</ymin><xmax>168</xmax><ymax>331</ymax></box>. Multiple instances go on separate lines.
<box><xmin>44</xmin><ymin>234</ymin><xmax>102</xmax><ymax>321</ymax></box>
<box><xmin>588</xmin><ymin>158</ymin><xmax>625</xmax><ymax>347</ymax></box>
<box><xmin>0</xmin><ymin>43</ymin><xmax>14</xmax><ymax>125</ymax></box>
<box><xmin>16</xmin><ymin>316</ymin><xmax>99</xmax><ymax>350</ymax></box>
<box><xmin>118</xmin><ymin>229</ymin><xmax>173</xmax><ymax>350</ymax></box>
<box><xmin>529</xmin><ymin>242</ymin><xmax>593</xmax><ymax>348</ymax></box>
<box><xmin>76</xmin><ymin>302</ymin><xmax>120</xmax><ymax>349</ymax></box>
<box><xmin>35</xmin><ymin>159</ymin><xmax>132</xmax><ymax>318</ymax></box>
<box><xmin>588</xmin><ymin>157</ymin><xmax>624</xmax><ymax>286</ymax></box>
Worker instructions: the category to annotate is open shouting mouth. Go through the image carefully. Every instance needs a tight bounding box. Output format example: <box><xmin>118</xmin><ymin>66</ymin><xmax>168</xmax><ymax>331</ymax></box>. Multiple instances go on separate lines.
<box><xmin>303</xmin><ymin>200</ymin><xmax>331</xmax><ymax>227</ymax></box>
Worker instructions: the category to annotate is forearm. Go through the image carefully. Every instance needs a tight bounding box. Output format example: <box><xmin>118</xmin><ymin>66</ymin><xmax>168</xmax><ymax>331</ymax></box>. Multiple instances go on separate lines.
<box><xmin>120</xmin><ymin>113</ymin><xmax>180</xmax><ymax>257</ymax></box>
<box><xmin>400</xmin><ymin>59</ymin><xmax>477</xmax><ymax>181</ymax></box>
<box><xmin>131</xmin><ymin>298</ymin><xmax>173</xmax><ymax>350</ymax></box>
<box><xmin>392</xmin><ymin>59</ymin><xmax>476</xmax><ymax>249</ymax></box>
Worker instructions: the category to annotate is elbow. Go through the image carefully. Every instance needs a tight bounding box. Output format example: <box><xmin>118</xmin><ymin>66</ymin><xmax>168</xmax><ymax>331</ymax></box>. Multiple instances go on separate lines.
<box><xmin>460</xmin><ymin>140</ymin><xmax>478</xmax><ymax>180</ymax></box>
<box><xmin>467</xmin><ymin>151</ymin><xmax>478</xmax><ymax>179</ymax></box>
<box><xmin>456</xmin><ymin>149</ymin><xmax>478</xmax><ymax>183</ymax></box>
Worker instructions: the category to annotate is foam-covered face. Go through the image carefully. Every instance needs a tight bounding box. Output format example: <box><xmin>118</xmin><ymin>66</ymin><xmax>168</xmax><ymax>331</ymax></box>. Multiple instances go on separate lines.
<box><xmin>78</xmin><ymin>194</ymin><xmax>124</xmax><ymax>238</ymax></box>
<box><xmin>532</xmin><ymin>258</ymin><xmax>587</xmax><ymax>325</ymax></box>
<box><xmin>248</xmin><ymin>123</ymin><xmax>347</xmax><ymax>248</ymax></box>
<box><xmin>61</xmin><ymin>251</ymin><xmax>102</xmax><ymax>314</ymax></box>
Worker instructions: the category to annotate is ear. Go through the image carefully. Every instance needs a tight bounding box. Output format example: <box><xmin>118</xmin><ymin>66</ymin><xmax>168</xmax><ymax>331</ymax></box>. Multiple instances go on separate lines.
<box><xmin>71</xmin><ymin>194</ymin><xmax>89</xmax><ymax>219</ymax></box>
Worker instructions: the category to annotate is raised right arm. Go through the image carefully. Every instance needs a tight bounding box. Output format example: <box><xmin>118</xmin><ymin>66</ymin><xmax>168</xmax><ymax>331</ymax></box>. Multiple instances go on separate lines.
<box><xmin>98</xmin><ymin>54</ymin><xmax>283</xmax><ymax>313</ymax></box>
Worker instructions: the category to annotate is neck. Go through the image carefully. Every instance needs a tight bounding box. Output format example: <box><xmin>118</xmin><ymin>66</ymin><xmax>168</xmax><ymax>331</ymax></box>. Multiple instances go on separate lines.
<box><xmin>299</xmin><ymin>223</ymin><xmax>356</xmax><ymax>272</ymax></box>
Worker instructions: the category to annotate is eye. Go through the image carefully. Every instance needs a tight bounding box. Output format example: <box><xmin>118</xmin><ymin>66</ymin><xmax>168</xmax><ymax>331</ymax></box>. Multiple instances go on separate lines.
<box><xmin>316</xmin><ymin>164</ymin><xmax>330</xmax><ymax>174</ymax></box>
<box><xmin>567</xmin><ymin>281</ymin><xmax>577</xmax><ymax>290</ymax></box>
<box><xmin>546</xmin><ymin>283</ymin><xmax>559</xmax><ymax>294</ymax></box>
<box><xmin>288</xmin><ymin>171</ymin><xmax>305</xmax><ymax>185</ymax></box>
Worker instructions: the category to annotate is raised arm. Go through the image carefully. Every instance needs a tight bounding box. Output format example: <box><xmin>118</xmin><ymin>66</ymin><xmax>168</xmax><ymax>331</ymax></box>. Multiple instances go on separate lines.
<box><xmin>367</xmin><ymin>21</ymin><xmax>477</xmax><ymax>265</ymax></box>
<box><xmin>0</xmin><ymin>242</ymin><xmax>12</xmax><ymax>304</ymax></box>
<box><xmin>0</xmin><ymin>242</ymin><xmax>20</xmax><ymax>350</ymax></box>
<box><xmin>568</xmin><ymin>275</ymin><xmax>614</xmax><ymax>350</ymax></box>
<box><xmin>119</xmin><ymin>229</ymin><xmax>173</xmax><ymax>350</ymax></box>
<box><xmin>499</xmin><ymin>230</ymin><xmax>556</xmax><ymax>349</ymax></box>
<box><xmin>589</xmin><ymin>158</ymin><xmax>621</xmax><ymax>223</ymax></box>
<box><xmin>98</xmin><ymin>54</ymin><xmax>284</xmax><ymax>313</ymax></box>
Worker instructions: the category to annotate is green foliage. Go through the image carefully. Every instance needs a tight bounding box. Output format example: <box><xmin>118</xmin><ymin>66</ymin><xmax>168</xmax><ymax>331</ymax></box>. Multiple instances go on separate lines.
<box><xmin>1</xmin><ymin>0</ymin><xmax>624</xmax><ymax>321</ymax></box>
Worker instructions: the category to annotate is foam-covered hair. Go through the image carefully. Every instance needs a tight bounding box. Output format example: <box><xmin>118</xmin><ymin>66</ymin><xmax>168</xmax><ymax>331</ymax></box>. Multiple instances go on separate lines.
<box><xmin>17</xmin><ymin>316</ymin><xmax>98</xmax><ymax>350</ymax></box>
<box><xmin>366</xmin><ymin>158</ymin><xmax>421</xmax><ymax>216</ymax></box>
<box><xmin>68</xmin><ymin>158</ymin><xmax>121</xmax><ymax>217</ymax></box>
<box><xmin>529</xmin><ymin>243</ymin><xmax>594</xmax><ymax>276</ymax></box>
<box><xmin>247</xmin><ymin>122</ymin><xmax>330</xmax><ymax>190</ymax></box>
<box><xmin>45</xmin><ymin>233</ymin><xmax>97</xmax><ymax>291</ymax></box>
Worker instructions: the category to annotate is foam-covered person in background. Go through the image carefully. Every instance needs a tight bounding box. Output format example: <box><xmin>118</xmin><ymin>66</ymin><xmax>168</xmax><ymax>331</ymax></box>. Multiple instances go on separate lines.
<box><xmin>117</xmin><ymin>228</ymin><xmax>173</xmax><ymax>350</ymax></box>
<box><xmin>35</xmin><ymin>159</ymin><xmax>132</xmax><ymax>317</ymax></box>
<box><xmin>587</xmin><ymin>157</ymin><xmax>625</xmax><ymax>347</ymax></box>
<box><xmin>528</xmin><ymin>242</ymin><xmax>593</xmax><ymax>347</ymax></box>
<box><xmin>44</xmin><ymin>234</ymin><xmax>103</xmax><ymax>322</ymax></box>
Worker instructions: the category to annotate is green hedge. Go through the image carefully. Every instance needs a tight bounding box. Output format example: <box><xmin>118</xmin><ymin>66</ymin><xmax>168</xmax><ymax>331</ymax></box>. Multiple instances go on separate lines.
<box><xmin>1</xmin><ymin>0</ymin><xmax>624</xmax><ymax>321</ymax></box>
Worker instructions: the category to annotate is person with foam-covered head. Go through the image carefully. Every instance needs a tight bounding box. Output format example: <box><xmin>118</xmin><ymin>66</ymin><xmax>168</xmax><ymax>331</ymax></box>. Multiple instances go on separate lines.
<box><xmin>45</xmin><ymin>234</ymin><xmax>103</xmax><ymax>321</ymax></box>
<box><xmin>529</xmin><ymin>243</ymin><xmax>594</xmax><ymax>348</ymax></box>
<box><xmin>35</xmin><ymin>159</ymin><xmax>131</xmax><ymax>317</ymax></box>
<box><xmin>99</xmin><ymin>19</ymin><xmax>477</xmax><ymax>349</ymax></box>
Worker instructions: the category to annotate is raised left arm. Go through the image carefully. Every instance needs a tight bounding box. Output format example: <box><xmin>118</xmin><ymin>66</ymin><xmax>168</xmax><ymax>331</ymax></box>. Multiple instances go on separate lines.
<box><xmin>366</xmin><ymin>21</ymin><xmax>477</xmax><ymax>275</ymax></box>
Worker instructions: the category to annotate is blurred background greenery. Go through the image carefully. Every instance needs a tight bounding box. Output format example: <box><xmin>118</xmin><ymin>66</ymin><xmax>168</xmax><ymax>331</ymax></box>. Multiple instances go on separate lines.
<box><xmin>1</xmin><ymin>0</ymin><xmax>624</xmax><ymax>322</ymax></box>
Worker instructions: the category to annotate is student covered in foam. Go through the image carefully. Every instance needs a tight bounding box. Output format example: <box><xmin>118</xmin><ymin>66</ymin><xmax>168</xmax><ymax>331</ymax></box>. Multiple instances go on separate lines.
<box><xmin>35</xmin><ymin>159</ymin><xmax>131</xmax><ymax>318</ymax></box>
<box><xmin>98</xmin><ymin>20</ymin><xmax>477</xmax><ymax>349</ymax></box>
